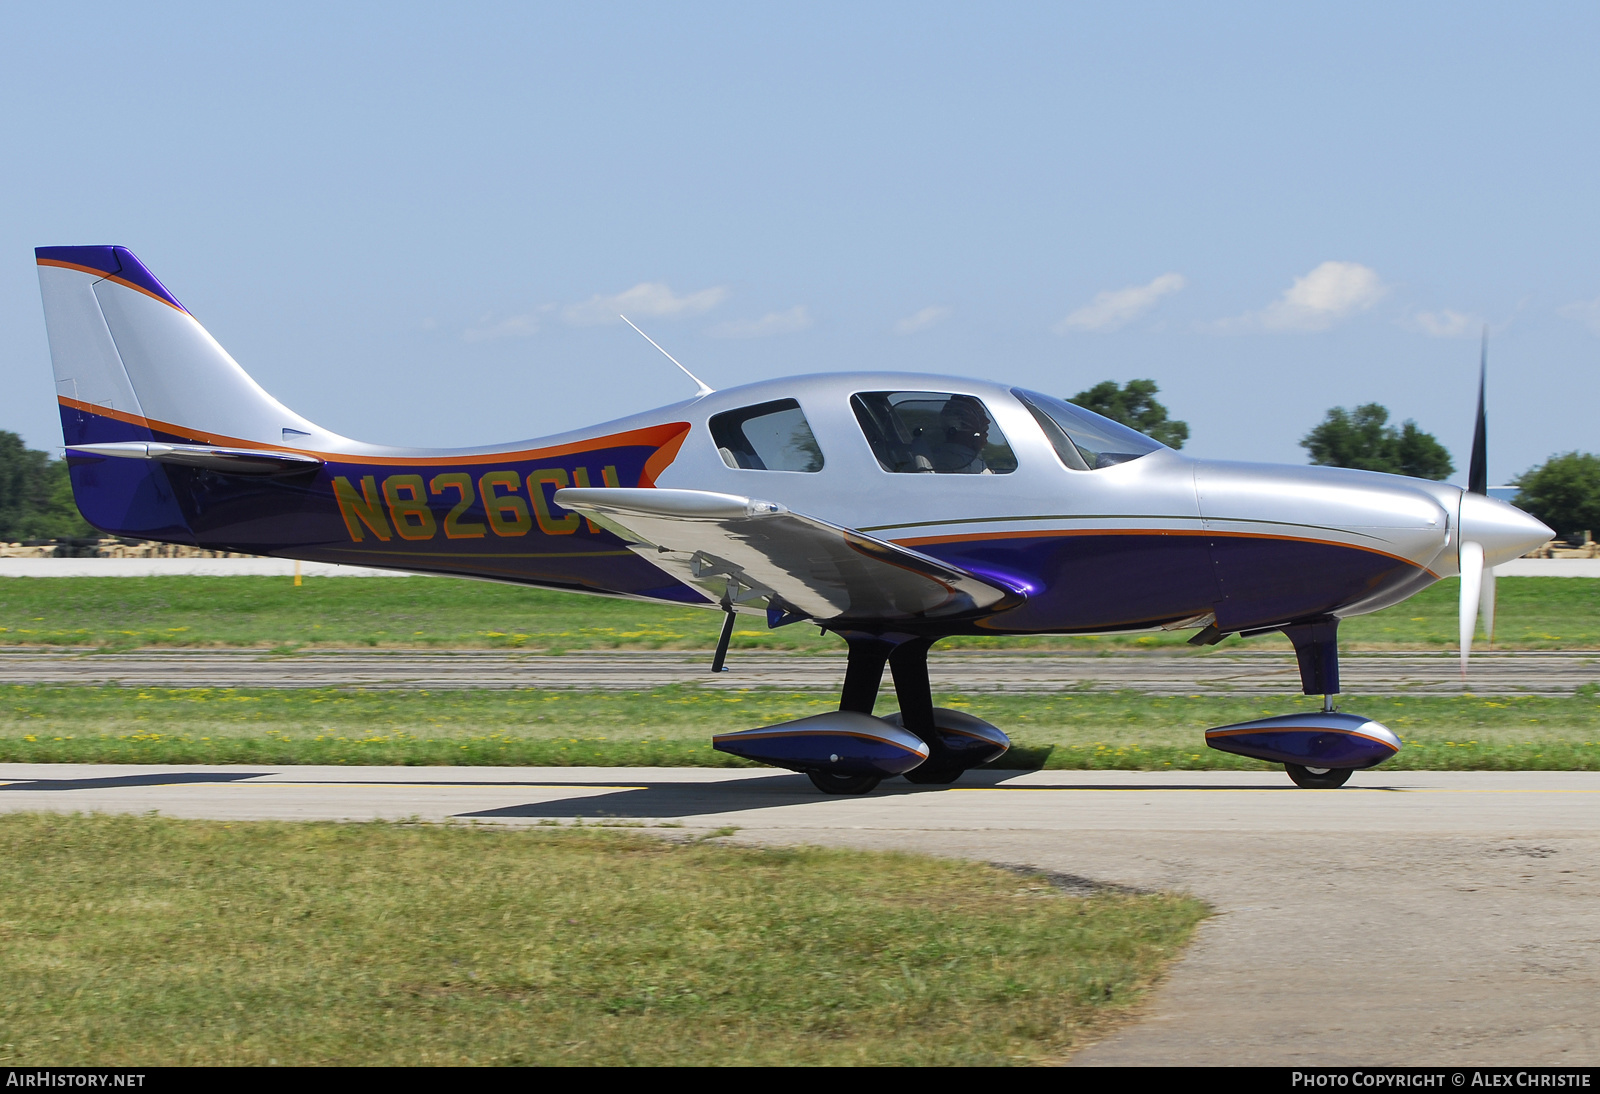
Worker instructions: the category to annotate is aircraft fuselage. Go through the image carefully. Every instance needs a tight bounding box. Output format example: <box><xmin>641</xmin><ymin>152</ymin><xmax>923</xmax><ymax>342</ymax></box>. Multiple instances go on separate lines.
<box><xmin>61</xmin><ymin>370</ymin><xmax>1471</xmax><ymax>639</ymax></box>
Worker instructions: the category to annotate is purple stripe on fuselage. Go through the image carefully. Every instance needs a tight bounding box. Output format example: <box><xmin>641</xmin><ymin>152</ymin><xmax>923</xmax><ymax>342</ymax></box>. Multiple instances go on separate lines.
<box><xmin>919</xmin><ymin>533</ymin><xmax>1220</xmax><ymax>633</ymax></box>
<box><xmin>917</xmin><ymin>531</ymin><xmax>1431</xmax><ymax>635</ymax></box>
<box><xmin>58</xmin><ymin>406</ymin><xmax>707</xmax><ymax>603</ymax></box>
<box><xmin>1203</xmin><ymin>534</ymin><xmax>1427</xmax><ymax>632</ymax></box>
<box><xmin>36</xmin><ymin>246</ymin><xmax>187</xmax><ymax>312</ymax></box>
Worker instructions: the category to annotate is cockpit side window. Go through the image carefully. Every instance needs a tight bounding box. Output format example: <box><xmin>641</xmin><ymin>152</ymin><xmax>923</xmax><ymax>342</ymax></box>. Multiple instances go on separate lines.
<box><xmin>1013</xmin><ymin>388</ymin><xmax>1166</xmax><ymax>470</ymax></box>
<box><xmin>850</xmin><ymin>392</ymin><xmax>1017</xmax><ymax>474</ymax></box>
<box><xmin>709</xmin><ymin>399</ymin><xmax>824</xmax><ymax>472</ymax></box>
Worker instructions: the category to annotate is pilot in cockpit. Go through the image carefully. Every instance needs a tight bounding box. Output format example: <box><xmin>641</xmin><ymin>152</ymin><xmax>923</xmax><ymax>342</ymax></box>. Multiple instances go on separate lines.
<box><xmin>929</xmin><ymin>394</ymin><xmax>994</xmax><ymax>474</ymax></box>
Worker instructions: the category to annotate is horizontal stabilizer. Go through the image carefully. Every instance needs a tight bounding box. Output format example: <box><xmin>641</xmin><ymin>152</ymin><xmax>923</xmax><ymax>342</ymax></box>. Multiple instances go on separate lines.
<box><xmin>554</xmin><ymin>486</ymin><xmax>1024</xmax><ymax>624</ymax></box>
<box><xmin>67</xmin><ymin>441</ymin><xmax>324</xmax><ymax>477</ymax></box>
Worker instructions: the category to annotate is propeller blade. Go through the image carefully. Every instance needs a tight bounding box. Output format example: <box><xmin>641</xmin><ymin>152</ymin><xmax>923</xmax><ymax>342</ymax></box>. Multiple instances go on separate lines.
<box><xmin>1459</xmin><ymin>540</ymin><xmax>1483</xmax><ymax>678</ymax></box>
<box><xmin>1482</xmin><ymin>563</ymin><xmax>1497</xmax><ymax>649</ymax></box>
<box><xmin>1461</xmin><ymin>330</ymin><xmax>1490</xmax><ymax>677</ymax></box>
<box><xmin>1468</xmin><ymin>328</ymin><xmax>1488</xmax><ymax>495</ymax></box>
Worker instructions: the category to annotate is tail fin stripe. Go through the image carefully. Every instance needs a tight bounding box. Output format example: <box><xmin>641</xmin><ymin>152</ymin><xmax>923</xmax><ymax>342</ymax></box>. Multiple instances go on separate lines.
<box><xmin>36</xmin><ymin>247</ymin><xmax>187</xmax><ymax>313</ymax></box>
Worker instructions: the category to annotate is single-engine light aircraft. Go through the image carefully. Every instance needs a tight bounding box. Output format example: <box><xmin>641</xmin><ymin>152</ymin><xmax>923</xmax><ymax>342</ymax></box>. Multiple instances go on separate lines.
<box><xmin>35</xmin><ymin>247</ymin><xmax>1554</xmax><ymax>792</ymax></box>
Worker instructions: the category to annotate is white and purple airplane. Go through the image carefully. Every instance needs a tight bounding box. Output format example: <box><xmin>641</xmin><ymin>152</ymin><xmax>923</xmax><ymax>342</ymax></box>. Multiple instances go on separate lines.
<box><xmin>35</xmin><ymin>246</ymin><xmax>1553</xmax><ymax>793</ymax></box>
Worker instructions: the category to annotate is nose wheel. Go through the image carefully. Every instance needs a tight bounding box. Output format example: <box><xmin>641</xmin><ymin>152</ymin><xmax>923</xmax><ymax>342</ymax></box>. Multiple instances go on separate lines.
<box><xmin>1285</xmin><ymin>763</ymin><xmax>1352</xmax><ymax>789</ymax></box>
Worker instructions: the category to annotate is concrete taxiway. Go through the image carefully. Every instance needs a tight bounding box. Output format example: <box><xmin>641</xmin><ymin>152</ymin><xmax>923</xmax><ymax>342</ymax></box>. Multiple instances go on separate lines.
<box><xmin>2</xmin><ymin>647</ymin><xmax>1596</xmax><ymax>695</ymax></box>
<box><xmin>1</xmin><ymin>763</ymin><xmax>1595</xmax><ymax>1065</ymax></box>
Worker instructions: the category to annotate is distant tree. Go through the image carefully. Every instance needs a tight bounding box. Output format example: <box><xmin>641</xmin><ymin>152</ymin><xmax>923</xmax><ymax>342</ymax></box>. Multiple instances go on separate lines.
<box><xmin>1300</xmin><ymin>404</ymin><xmax>1454</xmax><ymax>480</ymax></box>
<box><xmin>1513</xmin><ymin>452</ymin><xmax>1600</xmax><ymax>542</ymax></box>
<box><xmin>1392</xmin><ymin>420</ymin><xmax>1454</xmax><ymax>480</ymax></box>
<box><xmin>0</xmin><ymin>432</ymin><xmax>94</xmax><ymax>541</ymax></box>
<box><xmin>1071</xmin><ymin>379</ymin><xmax>1189</xmax><ymax>449</ymax></box>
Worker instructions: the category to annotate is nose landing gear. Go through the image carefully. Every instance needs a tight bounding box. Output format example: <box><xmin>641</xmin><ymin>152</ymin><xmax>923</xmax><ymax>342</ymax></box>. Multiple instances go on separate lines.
<box><xmin>1284</xmin><ymin>689</ymin><xmax>1357</xmax><ymax>788</ymax></box>
<box><xmin>1205</xmin><ymin>617</ymin><xmax>1402</xmax><ymax>787</ymax></box>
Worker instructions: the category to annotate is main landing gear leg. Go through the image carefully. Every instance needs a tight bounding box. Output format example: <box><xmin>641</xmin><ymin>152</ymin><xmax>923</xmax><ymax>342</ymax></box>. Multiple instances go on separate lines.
<box><xmin>1283</xmin><ymin>617</ymin><xmax>1353</xmax><ymax>789</ymax></box>
<box><xmin>890</xmin><ymin>638</ymin><xmax>964</xmax><ymax>785</ymax></box>
<box><xmin>805</xmin><ymin>635</ymin><xmax>895</xmax><ymax>795</ymax></box>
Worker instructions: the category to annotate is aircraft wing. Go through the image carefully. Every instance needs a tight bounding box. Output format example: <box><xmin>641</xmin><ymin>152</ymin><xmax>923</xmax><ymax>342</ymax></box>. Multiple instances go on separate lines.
<box><xmin>553</xmin><ymin>487</ymin><xmax>1024</xmax><ymax>625</ymax></box>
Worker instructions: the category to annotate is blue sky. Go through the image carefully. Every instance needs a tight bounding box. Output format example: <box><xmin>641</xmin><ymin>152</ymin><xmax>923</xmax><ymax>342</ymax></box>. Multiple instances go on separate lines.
<box><xmin>3</xmin><ymin>3</ymin><xmax>1597</xmax><ymax>483</ymax></box>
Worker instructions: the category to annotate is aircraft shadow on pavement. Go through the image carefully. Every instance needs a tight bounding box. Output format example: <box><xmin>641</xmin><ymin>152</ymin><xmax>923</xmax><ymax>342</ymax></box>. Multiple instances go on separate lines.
<box><xmin>459</xmin><ymin>774</ymin><xmax>850</xmax><ymax>819</ymax></box>
<box><xmin>0</xmin><ymin>772</ymin><xmax>273</xmax><ymax>792</ymax></box>
<box><xmin>455</xmin><ymin>770</ymin><xmax>1316</xmax><ymax>820</ymax></box>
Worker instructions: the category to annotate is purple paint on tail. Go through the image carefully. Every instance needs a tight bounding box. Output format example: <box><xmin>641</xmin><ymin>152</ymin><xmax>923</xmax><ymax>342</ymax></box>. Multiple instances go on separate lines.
<box><xmin>35</xmin><ymin>246</ymin><xmax>187</xmax><ymax>313</ymax></box>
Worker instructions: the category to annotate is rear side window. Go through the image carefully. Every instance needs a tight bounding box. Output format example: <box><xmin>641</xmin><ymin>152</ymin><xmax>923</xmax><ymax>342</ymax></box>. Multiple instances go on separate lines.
<box><xmin>850</xmin><ymin>391</ymin><xmax>1017</xmax><ymax>474</ymax></box>
<box><xmin>709</xmin><ymin>399</ymin><xmax>824</xmax><ymax>472</ymax></box>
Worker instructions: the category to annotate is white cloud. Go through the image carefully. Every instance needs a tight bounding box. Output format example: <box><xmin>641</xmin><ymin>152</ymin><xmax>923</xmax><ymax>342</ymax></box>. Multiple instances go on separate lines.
<box><xmin>707</xmin><ymin>306</ymin><xmax>814</xmax><ymax>339</ymax></box>
<box><xmin>463</xmin><ymin>313</ymin><xmax>542</xmax><ymax>342</ymax></box>
<box><xmin>564</xmin><ymin>282</ymin><xmax>729</xmax><ymax>326</ymax></box>
<box><xmin>1054</xmin><ymin>273</ymin><xmax>1186</xmax><ymax>333</ymax></box>
<box><xmin>1559</xmin><ymin>297</ymin><xmax>1600</xmax><ymax>335</ymax></box>
<box><xmin>1405</xmin><ymin>309</ymin><xmax>1481</xmax><ymax>338</ymax></box>
<box><xmin>894</xmin><ymin>305</ymin><xmax>950</xmax><ymax>335</ymax></box>
<box><xmin>1235</xmin><ymin>261</ymin><xmax>1386</xmax><ymax>332</ymax></box>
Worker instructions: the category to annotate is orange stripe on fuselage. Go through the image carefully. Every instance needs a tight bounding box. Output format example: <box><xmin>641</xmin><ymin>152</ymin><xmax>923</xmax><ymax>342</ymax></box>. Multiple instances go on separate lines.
<box><xmin>56</xmin><ymin>395</ymin><xmax>691</xmax><ymax>470</ymax></box>
<box><xmin>36</xmin><ymin>258</ymin><xmax>188</xmax><ymax>313</ymax></box>
<box><xmin>639</xmin><ymin>424</ymin><xmax>691</xmax><ymax>488</ymax></box>
<box><xmin>894</xmin><ymin>525</ymin><xmax>1436</xmax><ymax>576</ymax></box>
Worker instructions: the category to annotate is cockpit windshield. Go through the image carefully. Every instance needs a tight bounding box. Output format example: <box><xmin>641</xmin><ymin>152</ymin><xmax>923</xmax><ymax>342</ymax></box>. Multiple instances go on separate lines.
<box><xmin>1013</xmin><ymin>388</ymin><xmax>1166</xmax><ymax>470</ymax></box>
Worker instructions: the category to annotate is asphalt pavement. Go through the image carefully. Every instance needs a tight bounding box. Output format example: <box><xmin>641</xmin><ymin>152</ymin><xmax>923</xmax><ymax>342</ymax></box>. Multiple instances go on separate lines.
<box><xmin>1</xmin><ymin>763</ymin><xmax>1595</xmax><ymax>1065</ymax></box>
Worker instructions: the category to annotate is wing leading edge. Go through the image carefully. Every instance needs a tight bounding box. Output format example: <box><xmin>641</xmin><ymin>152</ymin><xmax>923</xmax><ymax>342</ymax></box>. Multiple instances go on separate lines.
<box><xmin>553</xmin><ymin>487</ymin><xmax>1024</xmax><ymax>625</ymax></box>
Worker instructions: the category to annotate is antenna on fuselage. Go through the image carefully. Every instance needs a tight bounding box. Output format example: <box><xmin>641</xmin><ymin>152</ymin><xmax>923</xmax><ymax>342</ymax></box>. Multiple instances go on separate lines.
<box><xmin>619</xmin><ymin>315</ymin><xmax>715</xmax><ymax>397</ymax></box>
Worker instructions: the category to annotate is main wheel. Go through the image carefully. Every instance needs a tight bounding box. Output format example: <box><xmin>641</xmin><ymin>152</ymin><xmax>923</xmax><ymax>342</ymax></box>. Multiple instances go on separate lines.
<box><xmin>1285</xmin><ymin>763</ymin><xmax>1353</xmax><ymax>789</ymax></box>
<box><xmin>903</xmin><ymin>763</ymin><xmax>963</xmax><ymax>785</ymax></box>
<box><xmin>807</xmin><ymin>771</ymin><xmax>882</xmax><ymax>795</ymax></box>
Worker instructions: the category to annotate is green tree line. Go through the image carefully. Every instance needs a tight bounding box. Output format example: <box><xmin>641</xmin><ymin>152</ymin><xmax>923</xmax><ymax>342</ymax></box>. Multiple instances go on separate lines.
<box><xmin>1513</xmin><ymin>453</ymin><xmax>1600</xmax><ymax>542</ymax></box>
<box><xmin>0</xmin><ymin>432</ymin><xmax>95</xmax><ymax>541</ymax></box>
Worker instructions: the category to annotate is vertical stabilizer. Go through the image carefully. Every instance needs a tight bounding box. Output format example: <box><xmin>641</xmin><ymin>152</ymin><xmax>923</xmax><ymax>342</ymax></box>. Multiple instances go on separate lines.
<box><xmin>36</xmin><ymin>248</ymin><xmax>151</xmax><ymax>445</ymax></box>
<box><xmin>35</xmin><ymin>246</ymin><xmax>341</xmax><ymax>450</ymax></box>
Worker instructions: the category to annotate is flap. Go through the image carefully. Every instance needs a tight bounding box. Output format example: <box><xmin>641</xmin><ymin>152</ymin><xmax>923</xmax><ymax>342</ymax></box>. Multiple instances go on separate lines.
<box><xmin>554</xmin><ymin>486</ymin><xmax>1024</xmax><ymax>625</ymax></box>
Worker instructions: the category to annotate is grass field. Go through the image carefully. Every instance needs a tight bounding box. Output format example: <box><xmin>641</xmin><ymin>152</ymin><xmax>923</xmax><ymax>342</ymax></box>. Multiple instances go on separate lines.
<box><xmin>3</xmin><ymin>684</ymin><xmax>1596</xmax><ymax>769</ymax></box>
<box><xmin>0</xmin><ymin>575</ymin><xmax>1597</xmax><ymax>651</ymax></box>
<box><xmin>1</xmin><ymin>576</ymin><xmax>1595</xmax><ymax>770</ymax></box>
<box><xmin>0</xmin><ymin>814</ymin><xmax>1205</xmax><ymax>1066</ymax></box>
